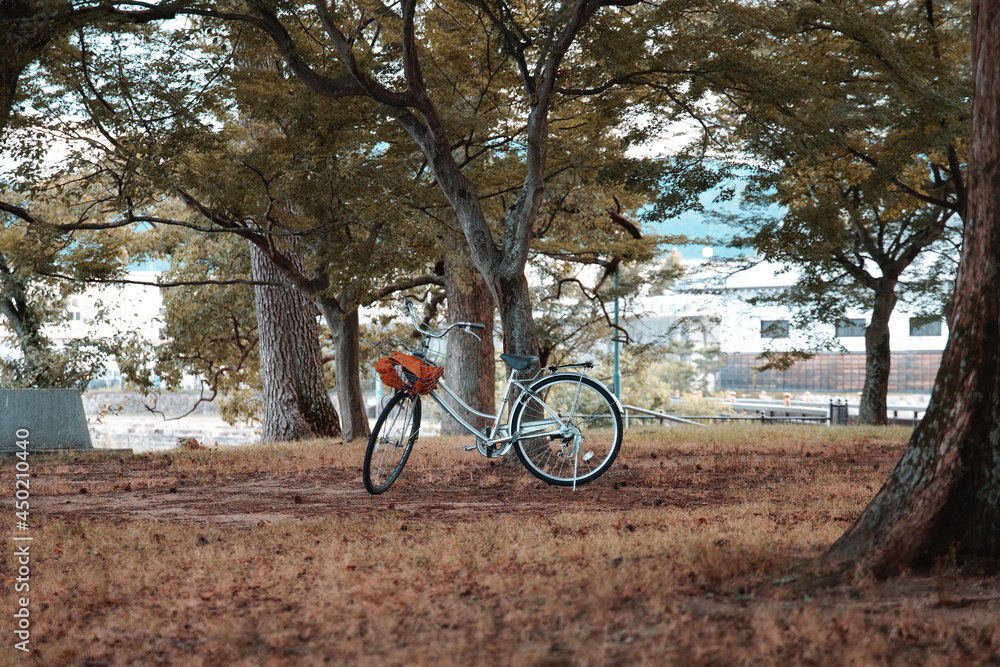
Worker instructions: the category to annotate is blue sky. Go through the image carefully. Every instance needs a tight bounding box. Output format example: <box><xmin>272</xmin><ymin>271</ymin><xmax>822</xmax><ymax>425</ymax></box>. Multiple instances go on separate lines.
<box><xmin>647</xmin><ymin>176</ymin><xmax>783</xmax><ymax>259</ymax></box>
<box><xmin>647</xmin><ymin>182</ymin><xmax>744</xmax><ymax>259</ymax></box>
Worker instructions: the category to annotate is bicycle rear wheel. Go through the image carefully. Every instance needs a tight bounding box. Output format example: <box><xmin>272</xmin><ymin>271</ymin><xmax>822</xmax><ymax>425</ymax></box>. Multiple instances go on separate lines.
<box><xmin>511</xmin><ymin>374</ymin><xmax>623</xmax><ymax>487</ymax></box>
<box><xmin>363</xmin><ymin>391</ymin><xmax>421</xmax><ymax>494</ymax></box>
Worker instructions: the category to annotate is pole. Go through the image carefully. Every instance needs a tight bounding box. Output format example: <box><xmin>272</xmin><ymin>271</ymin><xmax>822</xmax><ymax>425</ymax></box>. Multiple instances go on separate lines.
<box><xmin>613</xmin><ymin>266</ymin><xmax>621</xmax><ymax>401</ymax></box>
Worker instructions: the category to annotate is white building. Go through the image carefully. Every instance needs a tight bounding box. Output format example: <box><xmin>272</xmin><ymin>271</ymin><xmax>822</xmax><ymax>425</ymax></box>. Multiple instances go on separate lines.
<box><xmin>628</xmin><ymin>258</ymin><xmax>948</xmax><ymax>394</ymax></box>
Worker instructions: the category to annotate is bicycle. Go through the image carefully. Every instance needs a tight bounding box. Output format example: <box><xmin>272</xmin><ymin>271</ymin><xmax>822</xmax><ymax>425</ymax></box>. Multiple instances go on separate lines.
<box><xmin>363</xmin><ymin>299</ymin><xmax>624</xmax><ymax>494</ymax></box>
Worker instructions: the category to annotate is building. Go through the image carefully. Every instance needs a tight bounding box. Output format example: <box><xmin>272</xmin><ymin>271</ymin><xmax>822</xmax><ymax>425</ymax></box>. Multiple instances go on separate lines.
<box><xmin>628</xmin><ymin>258</ymin><xmax>948</xmax><ymax>394</ymax></box>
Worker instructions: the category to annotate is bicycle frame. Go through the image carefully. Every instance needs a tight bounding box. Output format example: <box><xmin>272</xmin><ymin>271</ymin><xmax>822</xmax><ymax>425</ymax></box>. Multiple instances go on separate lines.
<box><xmin>418</xmin><ymin>368</ymin><xmax>602</xmax><ymax>458</ymax></box>
<box><xmin>425</xmin><ymin>372</ymin><xmax>531</xmax><ymax>453</ymax></box>
<box><xmin>385</xmin><ymin>297</ymin><xmax>613</xmax><ymax>455</ymax></box>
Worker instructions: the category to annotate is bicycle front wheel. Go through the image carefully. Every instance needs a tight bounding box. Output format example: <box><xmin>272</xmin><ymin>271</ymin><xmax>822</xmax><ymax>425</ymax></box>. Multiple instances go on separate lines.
<box><xmin>511</xmin><ymin>374</ymin><xmax>623</xmax><ymax>487</ymax></box>
<box><xmin>363</xmin><ymin>391</ymin><xmax>421</xmax><ymax>494</ymax></box>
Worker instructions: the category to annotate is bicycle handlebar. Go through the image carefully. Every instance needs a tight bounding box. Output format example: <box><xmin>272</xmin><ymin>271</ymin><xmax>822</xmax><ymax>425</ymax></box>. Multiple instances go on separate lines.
<box><xmin>403</xmin><ymin>298</ymin><xmax>486</xmax><ymax>340</ymax></box>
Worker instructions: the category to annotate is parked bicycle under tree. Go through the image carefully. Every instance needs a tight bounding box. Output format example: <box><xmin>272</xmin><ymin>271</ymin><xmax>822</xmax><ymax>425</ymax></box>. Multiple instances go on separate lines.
<box><xmin>364</xmin><ymin>299</ymin><xmax>625</xmax><ymax>494</ymax></box>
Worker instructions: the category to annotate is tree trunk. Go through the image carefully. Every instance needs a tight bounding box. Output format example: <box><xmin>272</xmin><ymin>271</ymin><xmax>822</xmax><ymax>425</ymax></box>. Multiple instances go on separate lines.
<box><xmin>824</xmin><ymin>0</ymin><xmax>1000</xmax><ymax>575</ymax></box>
<box><xmin>858</xmin><ymin>279</ymin><xmax>898</xmax><ymax>425</ymax></box>
<box><xmin>441</xmin><ymin>233</ymin><xmax>495</xmax><ymax>434</ymax></box>
<box><xmin>316</xmin><ymin>295</ymin><xmax>371</xmax><ymax>443</ymax></box>
<box><xmin>0</xmin><ymin>254</ymin><xmax>58</xmax><ymax>387</ymax></box>
<box><xmin>495</xmin><ymin>269</ymin><xmax>541</xmax><ymax>359</ymax></box>
<box><xmin>250</xmin><ymin>244</ymin><xmax>341</xmax><ymax>441</ymax></box>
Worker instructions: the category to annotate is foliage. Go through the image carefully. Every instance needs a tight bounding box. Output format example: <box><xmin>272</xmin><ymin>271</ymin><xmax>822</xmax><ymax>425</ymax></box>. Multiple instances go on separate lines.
<box><xmin>0</xmin><ymin>190</ymin><xmax>136</xmax><ymax>388</ymax></box>
<box><xmin>703</xmin><ymin>0</ymin><xmax>969</xmax><ymax>329</ymax></box>
<box><xmin>138</xmin><ymin>228</ymin><xmax>263</xmax><ymax>425</ymax></box>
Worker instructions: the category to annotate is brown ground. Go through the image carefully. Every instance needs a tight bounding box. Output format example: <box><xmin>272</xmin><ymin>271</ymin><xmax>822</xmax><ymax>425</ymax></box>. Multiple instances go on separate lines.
<box><xmin>31</xmin><ymin>446</ymin><xmax>842</xmax><ymax>526</ymax></box>
<box><xmin>8</xmin><ymin>431</ymin><xmax>1000</xmax><ymax>665</ymax></box>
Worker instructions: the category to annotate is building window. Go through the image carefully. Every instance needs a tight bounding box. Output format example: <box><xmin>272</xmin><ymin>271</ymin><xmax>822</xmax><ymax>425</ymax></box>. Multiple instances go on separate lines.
<box><xmin>836</xmin><ymin>318</ymin><xmax>866</xmax><ymax>338</ymax></box>
<box><xmin>760</xmin><ymin>319</ymin><xmax>790</xmax><ymax>339</ymax></box>
<box><xmin>910</xmin><ymin>317</ymin><xmax>943</xmax><ymax>337</ymax></box>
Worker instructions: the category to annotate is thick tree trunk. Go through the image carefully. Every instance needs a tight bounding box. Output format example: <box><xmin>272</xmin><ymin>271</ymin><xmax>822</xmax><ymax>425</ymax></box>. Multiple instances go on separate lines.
<box><xmin>858</xmin><ymin>280</ymin><xmax>898</xmax><ymax>425</ymax></box>
<box><xmin>316</xmin><ymin>296</ymin><xmax>371</xmax><ymax>443</ymax></box>
<box><xmin>824</xmin><ymin>1</ymin><xmax>1000</xmax><ymax>575</ymax></box>
<box><xmin>250</xmin><ymin>245</ymin><xmax>341</xmax><ymax>441</ymax></box>
<box><xmin>441</xmin><ymin>234</ymin><xmax>495</xmax><ymax>434</ymax></box>
<box><xmin>495</xmin><ymin>269</ymin><xmax>541</xmax><ymax>359</ymax></box>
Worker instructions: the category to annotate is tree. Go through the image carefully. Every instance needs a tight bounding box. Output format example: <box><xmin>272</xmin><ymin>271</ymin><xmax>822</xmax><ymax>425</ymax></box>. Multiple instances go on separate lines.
<box><xmin>702</xmin><ymin>0</ymin><xmax>969</xmax><ymax>424</ymax></box>
<box><xmin>730</xmin><ymin>193</ymin><xmax>960</xmax><ymax>424</ymax></box>
<box><xmin>2</xmin><ymin>18</ymin><xmax>348</xmax><ymax>439</ymax></box>
<box><xmin>170</xmin><ymin>108</ymin><xmax>439</xmax><ymax>442</ymax></box>
<box><xmin>124</xmin><ymin>225</ymin><xmax>342</xmax><ymax>440</ymax></box>
<box><xmin>170</xmin><ymin>0</ymin><xmax>709</xmax><ymax>364</ymax></box>
<box><xmin>824</xmin><ymin>0</ymin><xmax>999</xmax><ymax>575</ymax></box>
<box><xmin>250</xmin><ymin>244</ymin><xmax>341</xmax><ymax>441</ymax></box>
<box><xmin>0</xmin><ymin>183</ymin><xmax>139</xmax><ymax>388</ymax></box>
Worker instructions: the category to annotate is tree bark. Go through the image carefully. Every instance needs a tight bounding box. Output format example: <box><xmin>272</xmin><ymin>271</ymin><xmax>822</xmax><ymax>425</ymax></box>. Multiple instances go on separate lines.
<box><xmin>316</xmin><ymin>295</ymin><xmax>371</xmax><ymax>443</ymax></box>
<box><xmin>249</xmin><ymin>244</ymin><xmax>341</xmax><ymax>441</ymax></box>
<box><xmin>858</xmin><ymin>279</ymin><xmax>898</xmax><ymax>425</ymax></box>
<box><xmin>0</xmin><ymin>253</ymin><xmax>58</xmax><ymax>387</ymax></box>
<box><xmin>441</xmin><ymin>233</ymin><xmax>495</xmax><ymax>434</ymax></box>
<box><xmin>824</xmin><ymin>0</ymin><xmax>1000</xmax><ymax>575</ymax></box>
<box><xmin>495</xmin><ymin>269</ymin><xmax>539</xmax><ymax>357</ymax></box>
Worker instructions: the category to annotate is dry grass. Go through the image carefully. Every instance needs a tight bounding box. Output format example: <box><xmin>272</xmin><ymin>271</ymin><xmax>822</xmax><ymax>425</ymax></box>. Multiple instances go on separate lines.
<box><xmin>4</xmin><ymin>425</ymin><xmax>999</xmax><ymax>665</ymax></box>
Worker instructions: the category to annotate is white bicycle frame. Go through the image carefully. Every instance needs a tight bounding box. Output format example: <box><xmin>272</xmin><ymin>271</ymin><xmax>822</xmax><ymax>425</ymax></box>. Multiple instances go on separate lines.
<box><xmin>422</xmin><ymin>371</ymin><xmax>567</xmax><ymax>455</ymax></box>
<box><xmin>392</xmin><ymin>298</ymin><xmax>615</xmax><ymax>459</ymax></box>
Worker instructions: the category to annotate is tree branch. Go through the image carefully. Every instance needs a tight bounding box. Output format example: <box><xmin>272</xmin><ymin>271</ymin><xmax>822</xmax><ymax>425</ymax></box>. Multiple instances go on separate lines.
<box><xmin>312</xmin><ymin>0</ymin><xmax>416</xmax><ymax>106</ymax></box>
<box><xmin>36</xmin><ymin>271</ymin><xmax>291</xmax><ymax>289</ymax></box>
<box><xmin>369</xmin><ymin>274</ymin><xmax>446</xmax><ymax>302</ymax></box>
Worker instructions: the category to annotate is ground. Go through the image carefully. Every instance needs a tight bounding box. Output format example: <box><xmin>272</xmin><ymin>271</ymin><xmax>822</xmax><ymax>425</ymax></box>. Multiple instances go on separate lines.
<box><xmin>32</xmin><ymin>447</ymin><xmax>734</xmax><ymax>526</ymax></box>
<box><xmin>4</xmin><ymin>425</ymin><xmax>1000</xmax><ymax>665</ymax></box>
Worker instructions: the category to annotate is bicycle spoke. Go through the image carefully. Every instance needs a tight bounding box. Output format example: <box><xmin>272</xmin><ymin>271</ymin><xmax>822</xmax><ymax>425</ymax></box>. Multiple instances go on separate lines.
<box><xmin>363</xmin><ymin>392</ymin><xmax>421</xmax><ymax>494</ymax></box>
<box><xmin>512</xmin><ymin>375</ymin><xmax>623</xmax><ymax>487</ymax></box>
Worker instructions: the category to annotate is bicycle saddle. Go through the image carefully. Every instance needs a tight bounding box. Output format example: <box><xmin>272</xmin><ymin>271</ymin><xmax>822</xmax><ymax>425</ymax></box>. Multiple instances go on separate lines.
<box><xmin>500</xmin><ymin>354</ymin><xmax>540</xmax><ymax>370</ymax></box>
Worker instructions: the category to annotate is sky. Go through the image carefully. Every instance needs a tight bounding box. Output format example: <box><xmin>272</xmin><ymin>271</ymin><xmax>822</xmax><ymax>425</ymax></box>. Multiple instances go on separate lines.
<box><xmin>647</xmin><ymin>177</ymin><xmax>783</xmax><ymax>260</ymax></box>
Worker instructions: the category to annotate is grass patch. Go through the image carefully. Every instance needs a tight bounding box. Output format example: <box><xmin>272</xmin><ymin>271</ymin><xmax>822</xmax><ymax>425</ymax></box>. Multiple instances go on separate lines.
<box><xmin>5</xmin><ymin>425</ymin><xmax>998</xmax><ymax>664</ymax></box>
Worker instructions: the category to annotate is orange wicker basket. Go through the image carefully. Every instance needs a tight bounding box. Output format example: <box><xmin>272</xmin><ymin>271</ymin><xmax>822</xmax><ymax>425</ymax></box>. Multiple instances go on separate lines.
<box><xmin>375</xmin><ymin>351</ymin><xmax>444</xmax><ymax>395</ymax></box>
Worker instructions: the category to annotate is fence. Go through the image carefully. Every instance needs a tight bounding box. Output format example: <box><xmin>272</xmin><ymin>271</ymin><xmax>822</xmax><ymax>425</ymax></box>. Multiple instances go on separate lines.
<box><xmin>718</xmin><ymin>352</ymin><xmax>942</xmax><ymax>393</ymax></box>
<box><xmin>623</xmin><ymin>398</ymin><xmax>927</xmax><ymax>428</ymax></box>
<box><xmin>621</xmin><ymin>399</ymin><xmax>908</xmax><ymax>428</ymax></box>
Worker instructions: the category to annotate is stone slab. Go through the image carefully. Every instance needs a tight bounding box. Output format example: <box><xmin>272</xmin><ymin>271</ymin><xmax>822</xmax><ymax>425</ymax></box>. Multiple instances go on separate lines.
<box><xmin>0</xmin><ymin>389</ymin><xmax>94</xmax><ymax>452</ymax></box>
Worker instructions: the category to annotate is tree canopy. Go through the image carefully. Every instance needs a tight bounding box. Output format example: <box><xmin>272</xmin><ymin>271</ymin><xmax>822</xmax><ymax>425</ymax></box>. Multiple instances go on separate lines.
<box><xmin>698</xmin><ymin>0</ymin><xmax>970</xmax><ymax>422</ymax></box>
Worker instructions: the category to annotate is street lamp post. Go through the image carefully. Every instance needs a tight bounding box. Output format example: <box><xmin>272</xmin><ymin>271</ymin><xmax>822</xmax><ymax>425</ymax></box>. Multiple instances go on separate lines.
<box><xmin>613</xmin><ymin>266</ymin><xmax>622</xmax><ymax>401</ymax></box>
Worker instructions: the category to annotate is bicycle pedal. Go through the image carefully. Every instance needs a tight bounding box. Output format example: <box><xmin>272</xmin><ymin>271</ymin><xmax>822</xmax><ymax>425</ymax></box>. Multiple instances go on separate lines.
<box><xmin>461</xmin><ymin>445</ymin><xmax>478</xmax><ymax>451</ymax></box>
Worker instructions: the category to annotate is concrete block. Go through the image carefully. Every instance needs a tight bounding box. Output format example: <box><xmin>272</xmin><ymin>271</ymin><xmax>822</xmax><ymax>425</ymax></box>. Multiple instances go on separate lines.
<box><xmin>1</xmin><ymin>389</ymin><xmax>94</xmax><ymax>452</ymax></box>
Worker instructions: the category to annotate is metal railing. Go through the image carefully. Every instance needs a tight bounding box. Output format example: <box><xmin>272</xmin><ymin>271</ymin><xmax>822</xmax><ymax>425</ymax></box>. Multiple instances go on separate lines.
<box><xmin>622</xmin><ymin>398</ymin><xmax>927</xmax><ymax>429</ymax></box>
<box><xmin>622</xmin><ymin>399</ymin><xmax>846</xmax><ymax>428</ymax></box>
